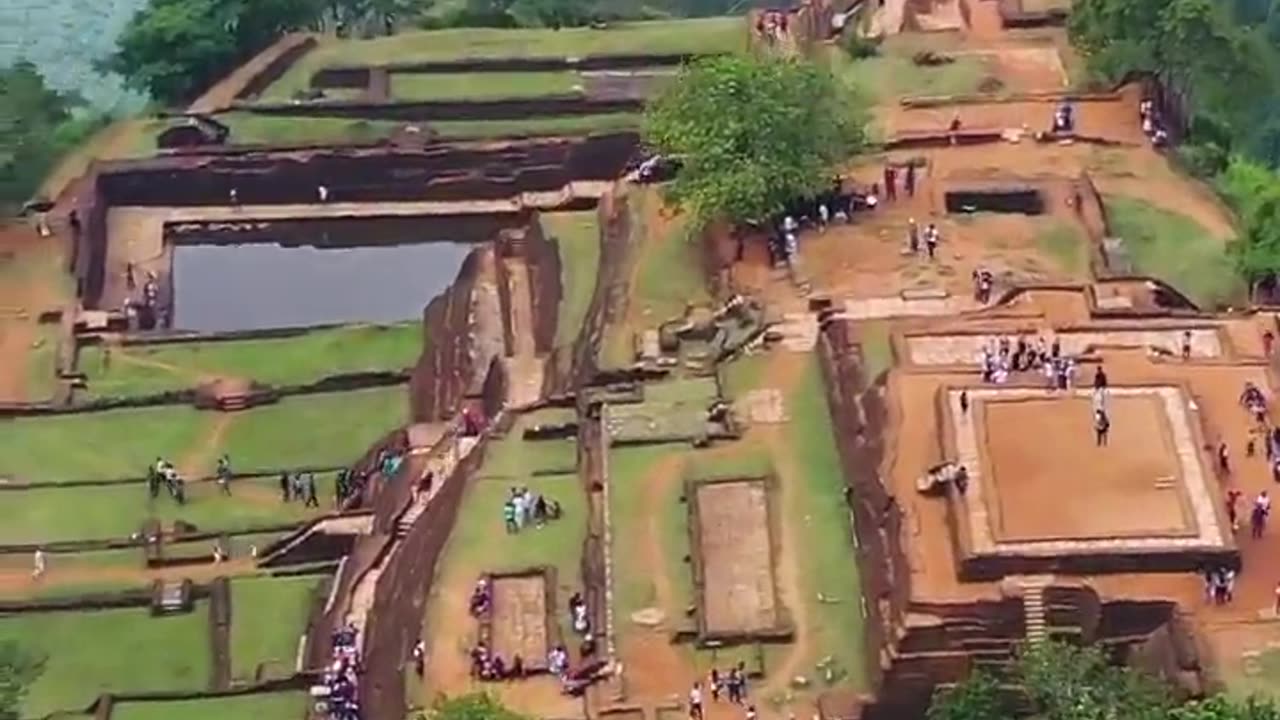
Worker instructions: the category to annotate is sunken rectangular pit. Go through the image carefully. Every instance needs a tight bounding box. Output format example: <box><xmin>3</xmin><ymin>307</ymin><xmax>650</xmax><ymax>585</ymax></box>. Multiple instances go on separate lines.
<box><xmin>687</xmin><ymin>477</ymin><xmax>793</xmax><ymax>646</ymax></box>
<box><xmin>479</xmin><ymin>567</ymin><xmax>559</xmax><ymax>673</ymax></box>
<box><xmin>943</xmin><ymin>386</ymin><xmax>1237</xmax><ymax>579</ymax></box>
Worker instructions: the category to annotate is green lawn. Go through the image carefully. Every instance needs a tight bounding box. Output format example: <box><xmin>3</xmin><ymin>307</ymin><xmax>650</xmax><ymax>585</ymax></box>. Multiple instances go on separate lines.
<box><xmin>785</xmin><ymin>357</ymin><xmax>867</xmax><ymax>691</ymax></box>
<box><xmin>541</xmin><ymin>211</ymin><xmax>601</xmax><ymax>349</ymax></box>
<box><xmin>431</xmin><ymin>112</ymin><xmax>642</xmax><ymax>139</ymax></box>
<box><xmin>79</xmin><ymin>323</ymin><xmax>421</xmax><ymax>399</ymax></box>
<box><xmin>1103</xmin><ymin>195</ymin><xmax>1244</xmax><ymax>309</ymax></box>
<box><xmin>607</xmin><ymin>445</ymin><xmax>692</xmax><ymax>623</ymax></box>
<box><xmin>220</xmin><ymin>112</ymin><xmax>406</xmax><ymax>145</ymax></box>
<box><xmin>0</xmin><ymin>405</ymin><xmax>213</xmax><ymax>484</ymax></box>
<box><xmin>2</xmin><ymin>477</ymin><xmax>324</xmax><ymax>544</ymax></box>
<box><xmin>230</xmin><ymin>576</ymin><xmax>322</xmax><ymax>683</ymax></box>
<box><xmin>0</xmin><ymin>605</ymin><xmax>210</xmax><ymax>717</ymax></box>
<box><xmin>1034</xmin><ymin>220</ymin><xmax>1088</xmax><ymax>275</ymax></box>
<box><xmin>476</xmin><ymin>420</ymin><xmax>577</xmax><ymax>478</ymax></box>
<box><xmin>264</xmin><ymin>18</ymin><xmax>745</xmax><ymax>100</ymax></box>
<box><xmin>112</xmin><ymin>692</ymin><xmax>310</xmax><ymax>720</ymax></box>
<box><xmin>0</xmin><ymin>387</ymin><xmax>405</xmax><ymax>484</ymax></box>
<box><xmin>832</xmin><ymin>36</ymin><xmax>989</xmax><ymax>101</ymax></box>
<box><xmin>390</xmin><ymin>71</ymin><xmax>581</xmax><ymax>100</ymax></box>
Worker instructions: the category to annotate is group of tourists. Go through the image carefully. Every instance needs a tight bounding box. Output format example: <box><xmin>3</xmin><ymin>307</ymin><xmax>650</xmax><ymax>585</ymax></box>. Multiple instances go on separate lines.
<box><xmin>1202</xmin><ymin>565</ymin><xmax>1238</xmax><ymax>605</ymax></box>
<box><xmin>973</xmin><ymin>334</ymin><xmax>1080</xmax><ymax>389</ymax></box>
<box><xmin>689</xmin><ymin>663</ymin><xmax>753</xmax><ymax>720</ymax></box>
<box><xmin>1220</xmin><ymin>378</ymin><xmax>1277</xmax><ymax>540</ymax></box>
<box><xmin>754</xmin><ymin>10</ymin><xmax>789</xmax><ymax>44</ymax></box>
<box><xmin>312</xmin><ymin>623</ymin><xmax>362</xmax><ymax>720</ymax></box>
<box><xmin>279</xmin><ymin>470</ymin><xmax>321</xmax><ymax>507</ymax></box>
<box><xmin>121</xmin><ymin>267</ymin><xmax>165</xmax><ymax>331</ymax></box>
<box><xmin>502</xmin><ymin>486</ymin><xmax>563</xmax><ymax>533</ymax></box>
<box><xmin>147</xmin><ymin>457</ymin><xmax>188</xmax><ymax>504</ymax></box>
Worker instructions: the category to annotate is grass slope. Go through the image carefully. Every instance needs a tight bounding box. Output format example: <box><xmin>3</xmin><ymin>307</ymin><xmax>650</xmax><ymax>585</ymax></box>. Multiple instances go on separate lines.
<box><xmin>541</xmin><ymin>211</ymin><xmax>601</xmax><ymax>349</ymax></box>
<box><xmin>264</xmin><ymin>18</ymin><xmax>745</xmax><ymax>100</ymax></box>
<box><xmin>79</xmin><ymin>323</ymin><xmax>422</xmax><ymax>399</ymax></box>
<box><xmin>230</xmin><ymin>576</ymin><xmax>322</xmax><ymax>682</ymax></box>
<box><xmin>0</xmin><ymin>605</ymin><xmax>210</xmax><ymax>717</ymax></box>
<box><xmin>1103</xmin><ymin>195</ymin><xmax>1244</xmax><ymax>308</ymax></box>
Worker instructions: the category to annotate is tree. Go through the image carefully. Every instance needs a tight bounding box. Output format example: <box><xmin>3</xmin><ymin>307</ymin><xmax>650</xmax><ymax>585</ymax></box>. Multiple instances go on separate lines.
<box><xmin>926</xmin><ymin>669</ymin><xmax>1009</xmax><ymax>720</ymax></box>
<box><xmin>421</xmin><ymin>693</ymin><xmax>533</xmax><ymax>720</ymax></box>
<box><xmin>106</xmin><ymin>0</ymin><xmax>325</xmax><ymax>104</ymax></box>
<box><xmin>0</xmin><ymin>641</ymin><xmax>43</xmax><ymax>720</ymax></box>
<box><xmin>1230</xmin><ymin>186</ymin><xmax>1280</xmax><ymax>296</ymax></box>
<box><xmin>643</xmin><ymin>54</ymin><xmax>868</xmax><ymax>225</ymax></box>
<box><xmin>1019</xmin><ymin>641</ymin><xmax>1172</xmax><ymax>720</ymax></box>
<box><xmin>0</xmin><ymin>62</ymin><xmax>102</xmax><ymax>210</ymax></box>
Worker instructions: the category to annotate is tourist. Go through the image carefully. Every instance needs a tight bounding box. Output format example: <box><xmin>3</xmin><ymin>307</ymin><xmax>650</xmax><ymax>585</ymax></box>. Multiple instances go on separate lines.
<box><xmin>1266</xmin><ymin>331</ymin><xmax>1276</xmax><ymax>357</ymax></box>
<box><xmin>905</xmin><ymin>163</ymin><xmax>917</xmax><ymax>197</ymax></box>
<box><xmin>907</xmin><ymin>218</ymin><xmax>920</xmax><ymax>254</ymax></box>
<box><xmin>689</xmin><ymin>683</ymin><xmax>704</xmax><ymax>720</ymax></box>
<box><xmin>1182</xmin><ymin>330</ymin><xmax>1192</xmax><ymax>360</ymax></box>
<box><xmin>513</xmin><ymin>489</ymin><xmax>528</xmax><ymax>531</ymax></box>
<box><xmin>1094</xmin><ymin>365</ymin><xmax>1108</xmax><ymax>390</ymax></box>
<box><xmin>959</xmin><ymin>390</ymin><xmax>969</xmax><ymax>415</ymax></box>
<box><xmin>413</xmin><ymin>639</ymin><xmax>425</xmax><ymax>676</ymax></box>
<box><xmin>1218</xmin><ymin>442</ymin><xmax>1232</xmax><ymax>476</ymax></box>
<box><xmin>865</xmin><ymin>184</ymin><xmax>880</xmax><ymax>211</ymax></box>
<box><xmin>216</xmin><ymin>454</ymin><xmax>232</xmax><ymax>496</ymax></box>
<box><xmin>280</xmin><ymin>472</ymin><xmax>291</xmax><ymax>502</ymax></box>
<box><xmin>470</xmin><ymin>578</ymin><xmax>492</xmax><ymax>617</ymax></box>
<box><xmin>746</xmin><ymin>705</ymin><xmax>758</xmax><ymax>720</ymax></box>
<box><xmin>503</xmin><ymin>497</ymin><xmax>517</xmax><ymax>533</ymax></box>
<box><xmin>1253</xmin><ymin>491</ymin><xmax>1272</xmax><ymax>539</ymax></box>
<box><xmin>305</xmin><ymin>473</ymin><xmax>319</xmax><ymax>508</ymax></box>
<box><xmin>1094</xmin><ymin>409</ymin><xmax>1110</xmax><ymax>447</ymax></box>
<box><xmin>32</xmin><ymin>548</ymin><xmax>45</xmax><ymax>579</ymax></box>
<box><xmin>318</xmin><ymin>185</ymin><xmax>330</xmax><ymax>202</ymax></box>
<box><xmin>213</xmin><ymin>540</ymin><xmax>227</xmax><ymax>564</ymax></box>
<box><xmin>229</xmin><ymin>188</ymin><xmax>239</xmax><ymax>205</ymax></box>
<box><xmin>884</xmin><ymin>165</ymin><xmax>897</xmax><ymax>202</ymax></box>
<box><xmin>709</xmin><ymin>668</ymin><xmax>722</xmax><ymax>702</ymax></box>
<box><xmin>925</xmin><ymin>224</ymin><xmax>939</xmax><ymax>260</ymax></box>
<box><xmin>1226</xmin><ymin>488</ymin><xmax>1243</xmax><ymax>532</ymax></box>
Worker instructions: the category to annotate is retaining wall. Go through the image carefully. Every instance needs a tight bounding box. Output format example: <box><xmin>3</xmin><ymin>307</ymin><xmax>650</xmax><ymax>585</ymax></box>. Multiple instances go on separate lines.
<box><xmin>409</xmin><ymin>248</ymin><xmax>484</xmax><ymax>422</ymax></box>
<box><xmin>563</xmin><ymin>191</ymin><xmax>630</xmax><ymax>390</ymax></box>
<box><xmin>312</xmin><ymin>53</ymin><xmax>709</xmax><ymax>87</ymax></box>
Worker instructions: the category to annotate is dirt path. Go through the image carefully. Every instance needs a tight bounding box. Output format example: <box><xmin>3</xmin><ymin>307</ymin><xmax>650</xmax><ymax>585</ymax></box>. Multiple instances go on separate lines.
<box><xmin>502</xmin><ymin>257</ymin><xmax>546</xmax><ymax>407</ymax></box>
<box><xmin>639</xmin><ymin>455</ymin><xmax>684</xmax><ymax>623</ymax></box>
<box><xmin>176</xmin><ymin>413</ymin><xmax>234</xmax><ymax>480</ymax></box>
<box><xmin>0</xmin><ymin>222</ymin><xmax>67</xmax><ymax>402</ymax></box>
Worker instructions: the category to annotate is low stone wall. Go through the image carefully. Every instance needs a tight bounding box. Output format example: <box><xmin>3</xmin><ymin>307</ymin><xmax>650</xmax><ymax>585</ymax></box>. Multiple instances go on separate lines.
<box><xmin>312</xmin><ymin>53</ymin><xmax>709</xmax><ymax>87</ymax></box>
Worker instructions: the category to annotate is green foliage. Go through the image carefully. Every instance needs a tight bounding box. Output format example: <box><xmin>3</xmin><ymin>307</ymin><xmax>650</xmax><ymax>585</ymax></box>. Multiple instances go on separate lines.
<box><xmin>0</xmin><ymin>62</ymin><xmax>106</xmax><ymax>209</ymax></box>
<box><xmin>422</xmin><ymin>693</ymin><xmax>534</xmax><ymax>720</ymax></box>
<box><xmin>0</xmin><ymin>642</ymin><xmax>43</xmax><ymax>720</ymax></box>
<box><xmin>644</xmin><ymin>55</ymin><xmax>868</xmax><ymax>224</ymax></box>
<box><xmin>1230</xmin><ymin>186</ymin><xmax>1280</xmax><ymax>287</ymax></box>
<box><xmin>1177</xmin><ymin>142</ymin><xmax>1231</xmax><ymax>179</ymax></box>
<box><xmin>927</xmin><ymin>669</ymin><xmax>1008</xmax><ymax>720</ymax></box>
<box><xmin>1171</xmin><ymin>695</ymin><xmax>1280</xmax><ymax>720</ymax></box>
<box><xmin>107</xmin><ymin>0</ymin><xmax>325</xmax><ymax>103</ymax></box>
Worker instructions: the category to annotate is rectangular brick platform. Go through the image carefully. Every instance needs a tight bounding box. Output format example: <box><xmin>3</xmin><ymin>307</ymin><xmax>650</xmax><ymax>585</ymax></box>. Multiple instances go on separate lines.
<box><xmin>943</xmin><ymin>385</ymin><xmax>1237</xmax><ymax>579</ymax></box>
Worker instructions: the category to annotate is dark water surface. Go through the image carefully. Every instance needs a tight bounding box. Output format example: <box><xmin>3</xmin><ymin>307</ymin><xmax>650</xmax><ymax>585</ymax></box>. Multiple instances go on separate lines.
<box><xmin>172</xmin><ymin>241</ymin><xmax>473</xmax><ymax>332</ymax></box>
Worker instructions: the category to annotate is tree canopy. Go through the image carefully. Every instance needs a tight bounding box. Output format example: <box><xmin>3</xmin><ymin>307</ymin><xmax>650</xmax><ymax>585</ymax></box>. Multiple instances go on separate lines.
<box><xmin>642</xmin><ymin>54</ymin><xmax>868</xmax><ymax>225</ymax></box>
<box><xmin>106</xmin><ymin>0</ymin><xmax>326</xmax><ymax>104</ymax></box>
<box><xmin>929</xmin><ymin>641</ymin><xmax>1280</xmax><ymax>720</ymax></box>
<box><xmin>0</xmin><ymin>62</ymin><xmax>104</xmax><ymax>211</ymax></box>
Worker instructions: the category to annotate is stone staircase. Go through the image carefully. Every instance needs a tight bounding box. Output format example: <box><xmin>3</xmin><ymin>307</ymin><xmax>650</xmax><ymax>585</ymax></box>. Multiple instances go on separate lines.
<box><xmin>346</xmin><ymin>433</ymin><xmax>483</xmax><ymax>636</ymax></box>
<box><xmin>1020</xmin><ymin>576</ymin><xmax>1052</xmax><ymax>646</ymax></box>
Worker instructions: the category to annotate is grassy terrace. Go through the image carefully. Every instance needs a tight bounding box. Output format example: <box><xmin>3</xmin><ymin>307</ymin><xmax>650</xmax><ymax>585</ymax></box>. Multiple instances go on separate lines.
<box><xmin>390</xmin><ymin>71</ymin><xmax>581</xmax><ymax>100</ymax></box>
<box><xmin>541</xmin><ymin>211</ymin><xmax>601</xmax><ymax>349</ymax></box>
<box><xmin>832</xmin><ymin>34</ymin><xmax>989</xmax><ymax>101</ymax></box>
<box><xmin>1103</xmin><ymin>195</ymin><xmax>1243</xmax><ymax>309</ymax></box>
<box><xmin>0</xmin><ymin>604</ymin><xmax>211</xmax><ymax>717</ymax></box>
<box><xmin>0</xmin><ymin>386</ymin><xmax>405</xmax><ymax>485</ymax></box>
<box><xmin>263</xmin><ymin>18</ymin><xmax>745</xmax><ymax>100</ymax></box>
<box><xmin>215</xmin><ymin>111</ymin><xmax>641</xmax><ymax>146</ymax></box>
<box><xmin>79</xmin><ymin>323</ymin><xmax>421</xmax><ymax>399</ymax></box>
<box><xmin>230</xmin><ymin>575</ymin><xmax>323</xmax><ymax>683</ymax></box>
<box><xmin>112</xmin><ymin>692</ymin><xmax>310</xmax><ymax>720</ymax></box>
